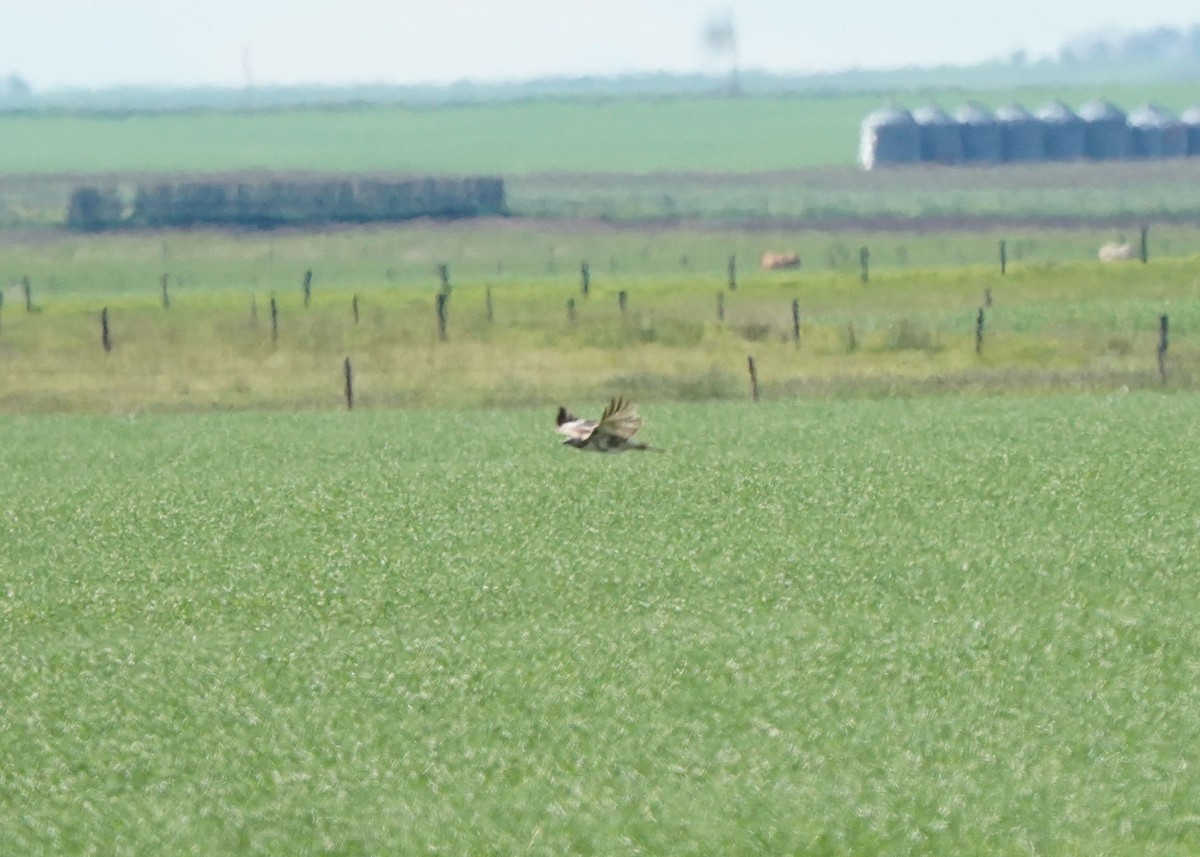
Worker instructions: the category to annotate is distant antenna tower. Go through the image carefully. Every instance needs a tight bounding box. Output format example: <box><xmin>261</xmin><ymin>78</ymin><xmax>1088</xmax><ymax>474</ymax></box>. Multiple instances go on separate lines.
<box><xmin>702</xmin><ymin>10</ymin><xmax>740</xmax><ymax>96</ymax></box>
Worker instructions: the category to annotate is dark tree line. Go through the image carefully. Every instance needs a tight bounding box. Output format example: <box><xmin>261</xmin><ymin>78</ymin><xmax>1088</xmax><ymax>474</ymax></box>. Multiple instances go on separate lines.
<box><xmin>1061</xmin><ymin>25</ymin><xmax>1200</xmax><ymax>64</ymax></box>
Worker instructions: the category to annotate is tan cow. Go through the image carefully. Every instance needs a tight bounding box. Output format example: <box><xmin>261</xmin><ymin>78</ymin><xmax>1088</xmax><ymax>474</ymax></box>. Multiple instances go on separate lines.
<box><xmin>760</xmin><ymin>252</ymin><xmax>800</xmax><ymax>270</ymax></box>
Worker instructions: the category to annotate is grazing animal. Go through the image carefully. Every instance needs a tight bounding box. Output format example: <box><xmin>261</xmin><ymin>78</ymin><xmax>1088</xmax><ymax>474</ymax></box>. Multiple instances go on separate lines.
<box><xmin>759</xmin><ymin>252</ymin><xmax>801</xmax><ymax>270</ymax></box>
<box><xmin>1098</xmin><ymin>242</ymin><xmax>1136</xmax><ymax>262</ymax></box>
<box><xmin>555</xmin><ymin>397</ymin><xmax>659</xmax><ymax>452</ymax></box>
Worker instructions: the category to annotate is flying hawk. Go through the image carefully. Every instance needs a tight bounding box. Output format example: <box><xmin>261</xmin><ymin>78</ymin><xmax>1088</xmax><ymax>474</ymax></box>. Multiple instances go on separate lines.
<box><xmin>555</xmin><ymin>397</ymin><xmax>658</xmax><ymax>452</ymax></box>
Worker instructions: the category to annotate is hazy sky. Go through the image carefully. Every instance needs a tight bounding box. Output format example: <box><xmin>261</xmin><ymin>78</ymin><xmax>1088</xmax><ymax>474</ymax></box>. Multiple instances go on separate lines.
<box><xmin>4</xmin><ymin>0</ymin><xmax>1199</xmax><ymax>90</ymax></box>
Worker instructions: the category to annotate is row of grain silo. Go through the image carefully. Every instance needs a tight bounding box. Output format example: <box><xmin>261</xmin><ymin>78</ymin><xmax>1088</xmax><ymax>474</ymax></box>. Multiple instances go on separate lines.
<box><xmin>860</xmin><ymin>100</ymin><xmax>1200</xmax><ymax>169</ymax></box>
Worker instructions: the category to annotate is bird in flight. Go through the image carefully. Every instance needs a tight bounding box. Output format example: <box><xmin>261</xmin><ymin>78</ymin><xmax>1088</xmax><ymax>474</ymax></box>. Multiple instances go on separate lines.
<box><xmin>555</xmin><ymin>397</ymin><xmax>659</xmax><ymax>452</ymax></box>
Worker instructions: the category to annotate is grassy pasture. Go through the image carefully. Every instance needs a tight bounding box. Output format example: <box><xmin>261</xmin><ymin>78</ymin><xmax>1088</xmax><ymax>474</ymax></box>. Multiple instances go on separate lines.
<box><xmin>6</xmin><ymin>218</ymin><xmax>1200</xmax><ymax>297</ymax></box>
<box><xmin>2</xmin><ymin>394</ymin><xmax>1200</xmax><ymax>854</ymax></box>
<box><xmin>1</xmin><ymin>225</ymin><xmax>1198</xmax><ymax>413</ymax></box>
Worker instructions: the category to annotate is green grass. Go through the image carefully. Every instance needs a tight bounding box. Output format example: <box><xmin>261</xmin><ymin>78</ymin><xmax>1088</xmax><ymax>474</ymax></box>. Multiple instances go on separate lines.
<box><xmin>4</xmin><ymin>83</ymin><xmax>1200</xmax><ymax>176</ymax></box>
<box><xmin>5</xmin><ymin>219</ymin><xmax>1189</xmax><ymax>299</ymax></box>
<box><xmin>3</xmin><ymin>394</ymin><xmax>1200</xmax><ymax>854</ymax></box>
<box><xmin>9</xmin><ymin>87</ymin><xmax>1200</xmax><ymax>226</ymax></box>
<box><xmin>1</xmin><ymin>225</ymin><xmax>1197</xmax><ymax>413</ymax></box>
<box><xmin>0</xmin><ymin>97</ymin><xmax>868</xmax><ymax>175</ymax></box>
<box><xmin>509</xmin><ymin>159</ymin><xmax>1200</xmax><ymax>224</ymax></box>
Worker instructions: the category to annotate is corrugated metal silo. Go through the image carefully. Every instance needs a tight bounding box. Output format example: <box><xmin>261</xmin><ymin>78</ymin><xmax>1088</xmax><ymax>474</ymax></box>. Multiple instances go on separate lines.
<box><xmin>1035</xmin><ymin>100</ymin><xmax>1085</xmax><ymax>161</ymax></box>
<box><xmin>912</xmin><ymin>105</ymin><xmax>964</xmax><ymax>165</ymax></box>
<box><xmin>1128</xmin><ymin>103</ymin><xmax>1188</xmax><ymax>158</ymax></box>
<box><xmin>994</xmin><ymin>104</ymin><xmax>1044</xmax><ymax>162</ymax></box>
<box><xmin>955</xmin><ymin>102</ymin><xmax>1002</xmax><ymax>164</ymax></box>
<box><xmin>1077</xmin><ymin>99</ymin><xmax>1131</xmax><ymax>160</ymax></box>
<box><xmin>1181</xmin><ymin>105</ymin><xmax>1200</xmax><ymax>156</ymax></box>
<box><xmin>858</xmin><ymin>107</ymin><xmax>921</xmax><ymax>170</ymax></box>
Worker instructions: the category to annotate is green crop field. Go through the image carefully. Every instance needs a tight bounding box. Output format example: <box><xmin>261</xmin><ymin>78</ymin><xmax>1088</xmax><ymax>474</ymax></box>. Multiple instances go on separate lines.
<box><xmin>4</xmin><ymin>81</ymin><xmax>1200</xmax><ymax>855</ymax></box>
<box><xmin>3</xmin><ymin>394</ymin><xmax>1199</xmax><ymax>854</ymax></box>
<box><xmin>7</xmin><ymin>83</ymin><xmax>1200</xmax><ymax>227</ymax></box>
<box><xmin>3</xmin><ymin>83</ymin><xmax>1200</xmax><ymax>176</ymax></box>
<box><xmin>0</xmin><ymin>97</ymin><xmax>865</xmax><ymax>175</ymax></box>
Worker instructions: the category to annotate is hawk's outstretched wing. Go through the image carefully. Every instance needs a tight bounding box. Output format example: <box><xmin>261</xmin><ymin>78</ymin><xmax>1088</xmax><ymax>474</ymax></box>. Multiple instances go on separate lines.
<box><xmin>592</xmin><ymin>397</ymin><xmax>643</xmax><ymax>442</ymax></box>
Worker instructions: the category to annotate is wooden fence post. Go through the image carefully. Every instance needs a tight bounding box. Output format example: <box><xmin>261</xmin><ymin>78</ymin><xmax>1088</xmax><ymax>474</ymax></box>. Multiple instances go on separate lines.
<box><xmin>303</xmin><ymin>269</ymin><xmax>312</xmax><ymax>307</ymax></box>
<box><xmin>581</xmin><ymin>261</ymin><xmax>590</xmax><ymax>298</ymax></box>
<box><xmin>438</xmin><ymin>264</ymin><xmax>450</xmax><ymax>293</ymax></box>
<box><xmin>485</xmin><ymin>286</ymin><xmax>494</xmax><ymax>323</ymax></box>
<box><xmin>250</xmin><ymin>294</ymin><xmax>258</xmax><ymax>326</ymax></box>
<box><xmin>618</xmin><ymin>290</ymin><xmax>627</xmax><ymax>315</ymax></box>
<box><xmin>975</xmin><ymin>308</ymin><xmax>985</xmax><ymax>355</ymax></box>
<box><xmin>859</xmin><ymin>246</ymin><xmax>870</xmax><ymax>284</ymax></box>
<box><xmin>22</xmin><ymin>275</ymin><xmax>31</xmax><ymax>312</ymax></box>
<box><xmin>352</xmin><ymin>295</ymin><xmax>360</xmax><ymax>325</ymax></box>
<box><xmin>567</xmin><ymin>297</ymin><xmax>576</xmax><ymax>324</ymax></box>
<box><xmin>436</xmin><ymin>291</ymin><xmax>449</xmax><ymax>341</ymax></box>
<box><xmin>717</xmin><ymin>292</ymin><xmax>725</xmax><ymax>324</ymax></box>
<box><xmin>101</xmin><ymin>307</ymin><xmax>112</xmax><ymax>353</ymax></box>
<box><xmin>343</xmin><ymin>357</ymin><xmax>354</xmax><ymax>409</ymax></box>
<box><xmin>1140</xmin><ymin>225</ymin><xmax>1149</xmax><ymax>264</ymax></box>
<box><xmin>1158</xmin><ymin>314</ymin><xmax>1169</xmax><ymax>382</ymax></box>
<box><xmin>984</xmin><ymin>288</ymin><xmax>993</xmax><ymax>308</ymax></box>
<box><xmin>999</xmin><ymin>240</ymin><xmax>1007</xmax><ymax>275</ymax></box>
<box><xmin>160</xmin><ymin>273</ymin><xmax>170</xmax><ymax>309</ymax></box>
<box><xmin>727</xmin><ymin>255</ymin><xmax>737</xmax><ymax>291</ymax></box>
<box><xmin>791</xmin><ymin>299</ymin><xmax>801</xmax><ymax>344</ymax></box>
<box><xmin>270</xmin><ymin>296</ymin><xmax>279</xmax><ymax>344</ymax></box>
<box><xmin>747</xmin><ymin>355</ymin><xmax>759</xmax><ymax>401</ymax></box>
